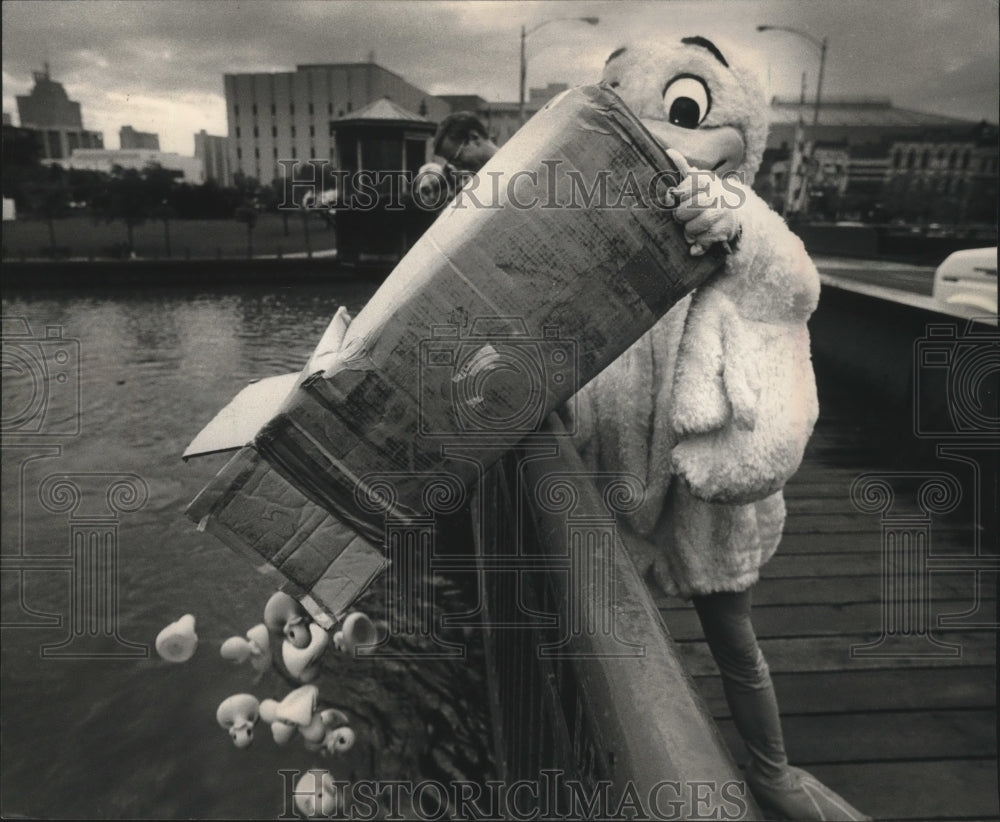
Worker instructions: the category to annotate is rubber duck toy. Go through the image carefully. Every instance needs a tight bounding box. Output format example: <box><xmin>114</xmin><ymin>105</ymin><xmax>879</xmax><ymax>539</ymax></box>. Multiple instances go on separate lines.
<box><xmin>294</xmin><ymin>770</ymin><xmax>341</xmax><ymax>817</ymax></box>
<box><xmin>216</xmin><ymin>693</ymin><xmax>260</xmax><ymax>749</ymax></box>
<box><xmin>220</xmin><ymin>623</ymin><xmax>272</xmax><ymax>672</ymax></box>
<box><xmin>155</xmin><ymin>614</ymin><xmax>199</xmax><ymax>663</ymax></box>
<box><xmin>283</xmin><ymin>622</ymin><xmax>329</xmax><ymax>682</ymax></box>
<box><xmin>332</xmin><ymin>611</ymin><xmax>377</xmax><ymax>655</ymax></box>
<box><xmin>263</xmin><ymin>591</ymin><xmax>312</xmax><ymax>648</ymax></box>
<box><xmin>274</xmin><ymin>685</ymin><xmax>354</xmax><ymax>754</ymax></box>
<box><xmin>323</xmin><ymin>725</ymin><xmax>356</xmax><ymax>756</ymax></box>
<box><xmin>264</xmin><ymin>592</ymin><xmax>330</xmax><ymax>682</ymax></box>
<box><xmin>258</xmin><ymin>698</ymin><xmax>297</xmax><ymax>745</ymax></box>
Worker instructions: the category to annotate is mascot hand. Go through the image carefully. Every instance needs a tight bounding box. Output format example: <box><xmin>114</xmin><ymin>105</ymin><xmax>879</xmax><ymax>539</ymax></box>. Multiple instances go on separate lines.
<box><xmin>666</xmin><ymin>148</ymin><xmax>741</xmax><ymax>257</ymax></box>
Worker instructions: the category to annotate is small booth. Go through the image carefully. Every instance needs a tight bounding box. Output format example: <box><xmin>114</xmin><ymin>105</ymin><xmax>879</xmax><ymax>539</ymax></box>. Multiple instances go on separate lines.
<box><xmin>332</xmin><ymin>98</ymin><xmax>439</xmax><ymax>267</ymax></box>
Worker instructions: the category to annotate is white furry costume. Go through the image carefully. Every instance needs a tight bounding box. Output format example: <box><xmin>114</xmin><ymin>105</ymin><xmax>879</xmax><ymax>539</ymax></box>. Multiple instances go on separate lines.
<box><xmin>566</xmin><ymin>37</ymin><xmax>820</xmax><ymax>598</ymax></box>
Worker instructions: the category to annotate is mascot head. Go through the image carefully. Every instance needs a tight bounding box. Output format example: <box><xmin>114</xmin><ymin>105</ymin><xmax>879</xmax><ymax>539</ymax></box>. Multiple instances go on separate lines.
<box><xmin>601</xmin><ymin>36</ymin><xmax>768</xmax><ymax>180</ymax></box>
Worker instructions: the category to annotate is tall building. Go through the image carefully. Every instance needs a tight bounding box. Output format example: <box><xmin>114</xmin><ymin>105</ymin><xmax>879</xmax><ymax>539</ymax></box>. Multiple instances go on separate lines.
<box><xmin>224</xmin><ymin>62</ymin><xmax>451</xmax><ymax>184</ymax></box>
<box><xmin>15</xmin><ymin>64</ymin><xmax>103</xmax><ymax>159</ymax></box>
<box><xmin>194</xmin><ymin>130</ymin><xmax>232</xmax><ymax>186</ymax></box>
<box><xmin>120</xmin><ymin>125</ymin><xmax>160</xmax><ymax>150</ymax></box>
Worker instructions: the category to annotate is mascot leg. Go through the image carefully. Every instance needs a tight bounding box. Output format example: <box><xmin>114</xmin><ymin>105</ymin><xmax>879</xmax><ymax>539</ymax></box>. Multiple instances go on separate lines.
<box><xmin>693</xmin><ymin>590</ymin><xmax>871</xmax><ymax>821</ymax></box>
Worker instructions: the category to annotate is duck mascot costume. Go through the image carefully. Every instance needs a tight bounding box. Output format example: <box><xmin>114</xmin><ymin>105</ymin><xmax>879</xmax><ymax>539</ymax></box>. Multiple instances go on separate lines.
<box><xmin>565</xmin><ymin>35</ymin><xmax>870</xmax><ymax>821</ymax></box>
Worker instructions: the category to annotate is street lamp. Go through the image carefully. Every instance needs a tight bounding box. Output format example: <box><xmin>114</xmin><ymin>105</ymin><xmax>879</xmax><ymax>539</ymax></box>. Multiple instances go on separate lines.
<box><xmin>757</xmin><ymin>24</ymin><xmax>828</xmax><ymax>126</ymax></box>
<box><xmin>520</xmin><ymin>16</ymin><xmax>599</xmax><ymax>123</ymax></box>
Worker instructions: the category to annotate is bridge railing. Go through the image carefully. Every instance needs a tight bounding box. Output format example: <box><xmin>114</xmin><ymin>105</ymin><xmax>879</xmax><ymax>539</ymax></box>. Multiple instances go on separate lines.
<box><xmin>471</xmin><ymin>412</ymin><xmax>761</xmax><ymax>820</ymax></box>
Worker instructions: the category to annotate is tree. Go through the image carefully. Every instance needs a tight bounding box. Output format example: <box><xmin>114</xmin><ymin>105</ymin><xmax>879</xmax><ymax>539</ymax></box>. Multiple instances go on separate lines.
<box><xmin>92</xmin><ymin>166</ymin><xmax>151</xmax><ymax>254</ymax></box>
<box><xmin>22</xmin><ymin>166</ymin><xmax>71</xmax><ymax>256</ymax></box>
<box><xmin>232</xmin><ymin>172</ymin><xmax>260</xmax><ymax>201</ymax></box>
<box><xmin>262</xmin><ymin>178</ymin><xmax>290</xmax><ymax>237</ymax></box>
<box><xmin>301</xmin><ymin>203</ymin><xmax>313</xmax><ymax>258</ymax></box>
<box><xmin>2</xmin><ymin>126</ymin><xmax>45</xmax><ymax>206</ymax></box>
<box><xmin>234</xmin><ymin>203</ymin><xmax>258</xmax><ymax>258</ymax></box>
<box><xmin>67</xmin><ymin>168</ymin><xmax>107</xmax><ymax>210</ymax></box>
<box><xmin>143</xmin><ymin>164</ymin><xmax>179</xmax><ymax>257</ymax></box>
<box><xmin>88</xmin><ymin>162</ymin><xmax>182</xmax><ymax>256</ymax></box>
<box><xmin>231</xmin><ymin>173</ymin><xmax>262</xmax><ymax>258</ymax></box>
<box><xmin>151</xmin><ymin>201</ymin><xmax>177</xmax><ymax>257</ymax></box>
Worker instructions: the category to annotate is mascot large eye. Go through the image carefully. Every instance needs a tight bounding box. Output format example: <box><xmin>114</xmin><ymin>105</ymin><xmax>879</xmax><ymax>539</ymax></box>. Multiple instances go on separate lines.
<box><xmin>662</xmin><ymin>75</ymin><xmax>711</xmax><ymax>128</ymax></box>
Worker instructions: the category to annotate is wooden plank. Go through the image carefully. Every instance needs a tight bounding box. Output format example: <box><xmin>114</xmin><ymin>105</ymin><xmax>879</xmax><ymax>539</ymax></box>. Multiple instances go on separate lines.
<box><xmin>715</xmin><ymin>708</ymin><xmax>996</xmax><ymax>765</ymax></box>
<box><xmin>783</xmin><ymin>482</ymin><xmax>857</xmax><ymax>501</ymax></box>
<box><xmin>762</xmin><ymin>552</ymin><xmax>884</xmax><ymax>577</ymax></box>
<box><xmin>690</xmin><ymin>667</ymin><xmax>997</xmax><ymax>717</ymax></box>
<box><xmin>761</xmin><ymin>551</ymin><xmax>999</xmax><ymax>577</ymax></box>
<box><xmin>798</xmin><ymin>447</ymin><xmax>888</xmax><ymax>465</ymax></box>
<box><xmin>785</xmin><ymin>495</ymin><xmax>868</xmax><ymax>515</ymax></box>
<box><xmin>781</xmin><ymin>514</ymin><xmax>978</xmax><ymax>535</ymax></box>
<box><xmin>778</xmin><ymin>530</ymin><xmax>985</xmax><ymax>555</ymax></box>
<box><xmin>656</xmin><ymin>573</ymin><xmax>995</xmax><ymax>607</ymax></box>
<box><xmin>674</xmin><ymin>633</ymin><xmax>995</xmax><ymax>675</ymax></box>
<box><xmin>802</xmin><ymin>760</ymin><xmax>999</xmax><ymax>821</ymax></box>
<box><xmin>660</xmin><ymin>601</ymin><xmax>995</xmax><ymax>640</ymax></box>
<box><xmin>784</xmin><ymin>466</ymin><xmax>882</xmax><ymax>485</ymax></box>
<box><xmin>783</xmin><ymin>495</ymin><xmax>980</xmax><ymax>521</ymax></box>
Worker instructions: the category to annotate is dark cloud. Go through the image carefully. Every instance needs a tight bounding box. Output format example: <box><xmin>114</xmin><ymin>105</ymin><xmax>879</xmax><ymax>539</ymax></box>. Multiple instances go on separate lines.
<box><xmin>2</xmin><ymin>0</ymin><xmax>996</xmax><ymax>154</ymax></box>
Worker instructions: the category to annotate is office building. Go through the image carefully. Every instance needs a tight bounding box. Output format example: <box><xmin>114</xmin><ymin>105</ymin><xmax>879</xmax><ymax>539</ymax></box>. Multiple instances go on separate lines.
<box><xmin>15</xmin><ymin>65</ymin><xmax>103</xmax><ymax>159</ymax></box>
<box><xmin>194</xmin><ymin>130</ymin><xmax>232</xmax><ymax>185</ymax></box>
<box><xmin>224</xmin><ymin>62</ymin><xmax>450</xmax><ymax>183</ymax></box>
<box><xmin>120</xmin><ymin>125</ymin><xmax>160</xmax><ymax>150</ymax></box>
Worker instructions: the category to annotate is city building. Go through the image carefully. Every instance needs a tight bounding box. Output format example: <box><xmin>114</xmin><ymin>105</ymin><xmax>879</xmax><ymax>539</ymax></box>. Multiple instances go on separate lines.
<box><xmin>58</xmin><ymin>148</ymin><xmax>204</xmax><ymax>183</ymax></box>
<box><xmin>758</xmin><ymin>97</ymin><xmax>998</xmax><ymax>223</ymax></box>
<box><xmin>224</xmin><ymin>62</ymin><xmax>451</xmax><ymax>184</ymax></box>
<box><xmin>15</xmin><ymin>65</ymin><xmax>103</xmax><ymax>159</ymax></box>
<box><xmin>119</xmin><ymin>125</ymin><xmax>160</xmax><ymax>150</ymax></box>
<box><xmin>194</xmin><ymin>129</ymin><xmax>232</xmax><ymax>185</ymax></box>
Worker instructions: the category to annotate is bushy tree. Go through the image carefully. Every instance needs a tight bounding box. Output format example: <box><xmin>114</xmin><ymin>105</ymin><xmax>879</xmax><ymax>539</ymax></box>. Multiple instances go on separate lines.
<box><xmin>89</xmin><ymin>163</ymin><xmax>182</xmax><ymax>255</ymax></box>
<box><xmin>21</xmin><ymin>165</ymin><xmax>71</xmax><ymax>255</ymax></box>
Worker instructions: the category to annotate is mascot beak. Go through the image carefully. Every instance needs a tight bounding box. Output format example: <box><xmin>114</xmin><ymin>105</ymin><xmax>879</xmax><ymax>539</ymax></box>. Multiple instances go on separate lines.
<box><xmin>640</xmin><ymin>119</ymin><xmax>746</xmax><ymax>176</ymax></box>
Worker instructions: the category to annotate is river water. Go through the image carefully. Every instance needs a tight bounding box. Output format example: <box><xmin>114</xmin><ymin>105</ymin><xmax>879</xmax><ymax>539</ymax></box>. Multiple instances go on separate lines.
<box><xmin>1</xmin><ymin>281</ymin><xmax>495</xmax><ymax>819</ymax></box>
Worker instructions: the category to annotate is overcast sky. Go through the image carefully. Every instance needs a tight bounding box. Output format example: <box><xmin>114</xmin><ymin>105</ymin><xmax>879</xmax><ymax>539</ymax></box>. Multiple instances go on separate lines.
<box><xmin>2</xmin><ymin>0</ymin><xmax>997</xmax><ymax>156</ymax></box>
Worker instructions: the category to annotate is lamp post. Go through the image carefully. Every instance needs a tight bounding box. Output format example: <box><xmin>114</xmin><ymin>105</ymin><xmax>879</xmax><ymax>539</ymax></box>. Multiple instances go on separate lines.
<box><xmin>520</xmin><ymin>16</ymin><xmax>599</xmax><ymax>123</ymax></box>
<box><xmin>757</xmin><ymin>24</ymin><xmax>828</xmax><ymax>126</ymax></box>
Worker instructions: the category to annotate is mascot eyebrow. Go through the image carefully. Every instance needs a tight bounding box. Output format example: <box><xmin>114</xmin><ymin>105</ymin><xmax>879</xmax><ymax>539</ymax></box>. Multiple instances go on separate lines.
<box><xmin>605</xmin><ymin>46</ymin><xmax>627</xmax><ymax>65</ymax></box>
<box><xmin>680</xmin><ymin>36</ymin><xmax>730</xmax><ymax>68</ymax></box>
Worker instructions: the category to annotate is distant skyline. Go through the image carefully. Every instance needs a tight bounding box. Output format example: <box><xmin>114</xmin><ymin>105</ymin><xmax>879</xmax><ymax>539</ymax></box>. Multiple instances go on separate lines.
<box><xmin>2</xmin><ymin>0</ymin><xmax>997</xmax><ymax>156</ymax></box>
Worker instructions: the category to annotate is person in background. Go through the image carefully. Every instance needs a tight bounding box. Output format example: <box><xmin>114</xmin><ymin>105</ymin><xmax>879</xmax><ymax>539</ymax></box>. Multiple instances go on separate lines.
<box><xmin>414</xmin><ymin>112</ymin><xmax>500</xmax><ymax>207</ymax></box>
<box><xmin>433</xmin><ymin>111</ymin><xmax>499</xmax><ymax>174</ymax></box>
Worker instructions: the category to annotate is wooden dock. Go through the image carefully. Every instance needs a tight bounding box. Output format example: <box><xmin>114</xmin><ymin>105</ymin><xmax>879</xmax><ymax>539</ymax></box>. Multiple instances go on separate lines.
<box><xmin>658</xmin><ymin>377</ymin><xmax>998</xmax><ymax>821</ymax></box>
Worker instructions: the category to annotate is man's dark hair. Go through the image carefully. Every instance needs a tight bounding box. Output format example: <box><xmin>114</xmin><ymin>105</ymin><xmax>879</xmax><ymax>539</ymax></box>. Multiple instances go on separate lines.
<box><xmin>433</xmin><ymin>112</ymin><xmax>489</xmax><ymax>157</ymax></box>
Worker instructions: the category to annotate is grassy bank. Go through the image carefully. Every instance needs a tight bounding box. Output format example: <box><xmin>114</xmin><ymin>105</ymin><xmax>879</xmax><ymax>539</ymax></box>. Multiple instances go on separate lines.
<box><xmin>1</xmin><ymin>213</ymin><xmax>337</xmax><ymax>260</ymax></box>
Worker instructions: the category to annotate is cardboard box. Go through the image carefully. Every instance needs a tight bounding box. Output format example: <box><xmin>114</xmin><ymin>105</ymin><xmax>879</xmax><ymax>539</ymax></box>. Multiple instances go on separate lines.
<box><xmin>185</xmin><ymin>84</ymin><xmax>725</xmax><ymax>621</ymax></box>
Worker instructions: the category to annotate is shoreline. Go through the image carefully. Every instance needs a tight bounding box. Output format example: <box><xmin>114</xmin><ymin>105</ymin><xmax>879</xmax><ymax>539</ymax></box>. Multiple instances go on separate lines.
<box><xmin>0</xmin><ymin>255</ymin><xmax>391</xmax><ymax>288</ymax></box>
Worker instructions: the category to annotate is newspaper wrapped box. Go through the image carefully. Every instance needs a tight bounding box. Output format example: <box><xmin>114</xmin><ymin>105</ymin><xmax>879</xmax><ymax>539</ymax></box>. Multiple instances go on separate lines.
<box><xmin>185</xmin><ymin>84</ymin><xmax>726</xmax><ymax>624</ymax></box>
